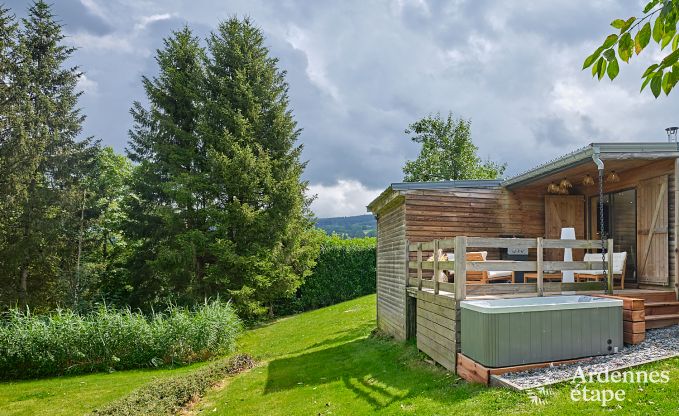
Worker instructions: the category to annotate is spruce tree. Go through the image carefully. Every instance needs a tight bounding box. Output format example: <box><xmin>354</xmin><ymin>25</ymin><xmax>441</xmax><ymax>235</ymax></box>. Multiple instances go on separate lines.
<box><xmin>0</xmin><ymin>1</ymin><xmax>96</xmax><ymax>307</ymax></box>
<box><xmin>0</xmin><ymin>5</ymin><xmax>18</xmax><ymax>305</ymax></box>
<box><xmin>127</xmin><ymin>19</ymin><xmax>318</xmax><ymax>318</ymax></box>
<box><xmin>202</xmin><ymin>18</ymin><xmax>318</xmax><ymax>318</ymax></box>
<box><xmin>125</xmin><ymin>27</ymin><xmax>211</xmax><ymax>306</ymax></box>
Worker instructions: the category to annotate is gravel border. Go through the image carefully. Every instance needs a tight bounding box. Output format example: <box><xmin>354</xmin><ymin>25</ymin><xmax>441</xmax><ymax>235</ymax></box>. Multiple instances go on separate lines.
<box><xmin>495</xmin><ymin>325</ymin><xmax>679</xmax><ymax>390</ymax></box>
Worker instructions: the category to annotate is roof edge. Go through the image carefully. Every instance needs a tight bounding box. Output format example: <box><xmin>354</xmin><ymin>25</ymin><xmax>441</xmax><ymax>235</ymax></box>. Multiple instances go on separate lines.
<box><xmin>502</xmin><ymin>142</ymin><xmax>679</xmax><ymax>188</ymax></box>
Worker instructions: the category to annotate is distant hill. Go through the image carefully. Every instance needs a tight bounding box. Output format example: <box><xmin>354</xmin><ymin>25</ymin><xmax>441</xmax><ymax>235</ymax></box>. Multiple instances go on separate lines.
<box><xmin>315</xmin><ymin>214</ymin><xmax>376</xmax><ymax>238</ymax></box>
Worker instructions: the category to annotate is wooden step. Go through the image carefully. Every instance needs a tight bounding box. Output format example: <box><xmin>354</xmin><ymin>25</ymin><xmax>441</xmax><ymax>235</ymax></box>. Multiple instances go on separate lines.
<box><xmin>645</xmin><ymin>313</ymin><xmax>679</xmax><ymax>329</ymax></box>
<box><xmin>645</xmin><ymin>301</ymin><xmax>679</xmax><ymax>316</ymax></box>
<box><xmin>617</xmin><ymin>291</ymin><xmax>676</xmax><ymax>302</ymax></box>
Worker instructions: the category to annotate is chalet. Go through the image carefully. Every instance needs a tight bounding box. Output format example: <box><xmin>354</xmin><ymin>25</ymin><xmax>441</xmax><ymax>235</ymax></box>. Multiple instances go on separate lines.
<box><xmin>367</xmin><ymin>142</ymin><xmax>679</xmax><ymax>381</ymax></box>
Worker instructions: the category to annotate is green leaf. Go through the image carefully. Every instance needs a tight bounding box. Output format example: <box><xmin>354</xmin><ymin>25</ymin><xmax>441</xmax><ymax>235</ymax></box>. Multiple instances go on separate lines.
<box><xmin>621</xmin><ymin>17</ymin><xmax>637</xmax><ymax>32</ymax></box>
<box><xmin>661</xmin><ymin>48</ymin><xmax>679</xmax><ymax>67</ymax></box>
<box><xmin>661</xmin><ymin>30</ymin><xmax>675</xmax><ymax>49</ymax></box>
<box><xmin>662</xmin><ymin>71</ymin><xmax>672</xmax><ymax>94</ymax></box>
<box><xmin>641</xmin><ymin>75</ymin><xmax>653</xmax><ymax>92</ymax></box>
<box><xmin>602</xmin><ymin>34</ymin><xmax>619</xmax><ymax>48</ymax></box>
<box><xmin>673</xmin><ymin>33</ymin><xmax>679</xmax><ymax>51</ymax></box>
<box><xmin>643</xmin><ymin>1</ymin><xmax>659</xmax><ymax>13</ymax></box>
<box><xmin>592</xmin><ymin>57</ymin><xmax>602</xmax><ymax>77</ymax></box>
<box><xmin>670</xmin><ymin>67</ymin><xmax>679</xmax><ymax>91</ymax></box>
<box><xmin>611</xmin><ymin>19</ymin><xmax>626</xmax><ymax>29</ymax></box>
<box><xmin>618</xmin><ymin>32</ymin><xmax>633</xmax><ymax>62</ymax></box>
<box><xmin>651</xmin><ymin>73</ymin><xmax>662</xmax><ymax>97</ymax></box>
<box><xmin>636</xmin><ymin>22</ymin><xmax>652</xmax><ymax>54</ymax></box>
<box><xmin>653</xmin><ymin>17</ymin><xmax>664</xmax><ymax>43</ymax></box>
<box><xmin>607</xmin><ymin>57</ymin><xmax>620</xmax><ymax>80</ymax></box>
<box><xmin>598</xmin><ymin>58</ymin><xmax>608</xmax><ymax>80</ymax></box>
<box><xmin>583</xmin><ymin>46</ymin><xmax>605</xmax><ymax>69</ymax></box>
<box><xmin>642</xmin><ymin>63</ymin><xmax>659</xmax><ymax>77</ymax></box>
<box><xmin>603</xmin><ymin>49</ymin><xmax>616</xmax><ymax>61</ymax></box>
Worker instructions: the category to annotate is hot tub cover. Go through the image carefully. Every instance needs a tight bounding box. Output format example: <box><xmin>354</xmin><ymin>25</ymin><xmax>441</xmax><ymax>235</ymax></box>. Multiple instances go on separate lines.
<box><xmin>460</xmin><ymin>295</ymin><xmax>622</xmax><ymax>314</ymax></box>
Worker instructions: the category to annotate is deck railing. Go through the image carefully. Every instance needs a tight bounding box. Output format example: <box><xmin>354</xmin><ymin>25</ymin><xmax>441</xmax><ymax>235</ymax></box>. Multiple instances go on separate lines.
<box><xmin>406</xmin><ymin>236</ymin><xmax>615</xmax><ymax>300</ymax></box>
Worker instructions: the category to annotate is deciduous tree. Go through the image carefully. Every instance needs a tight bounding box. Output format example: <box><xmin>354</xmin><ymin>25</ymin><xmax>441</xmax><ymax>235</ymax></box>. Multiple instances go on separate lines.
<box><xmin>584</xmin><ymin>1</ymin><xmax>679</xmax><ymax>97</ymax></box>
<box><xmin>403</xmin><ymin>113</ymin><xmax>505</xmax><ymax>182</ymax></box>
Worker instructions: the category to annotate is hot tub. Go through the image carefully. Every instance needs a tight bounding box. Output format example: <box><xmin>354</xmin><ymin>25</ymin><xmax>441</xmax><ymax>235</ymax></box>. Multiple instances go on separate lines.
<box><xmin>460</xmin><ymin>295</ymin><xmax>623</xmax><ymax>368</ymax></box>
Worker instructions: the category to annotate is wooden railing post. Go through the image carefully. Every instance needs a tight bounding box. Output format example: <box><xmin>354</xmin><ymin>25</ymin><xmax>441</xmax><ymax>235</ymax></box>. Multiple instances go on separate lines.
<box><xmin>607</xmin><ymin>238</ymin><xmax>614</xmax><ymax>294</ymax></box>
<box><xmin>454</xmin><ymin>236</ymin><xmax>467</xmax><ymax>301</ymax></box>
<box><xmin>433</xmin><ymin>239</ymin><xmax>440</xmax><ymax>294</ymax></box>
<box><xmin>536</xmin><ymin>237</ymin><xmax>544</xmax><ymax>297</ymax></box>
<box><xmin>417</xmin><ymin>242</ymin><xmax>423</xmax><ymax>291</ymax></box>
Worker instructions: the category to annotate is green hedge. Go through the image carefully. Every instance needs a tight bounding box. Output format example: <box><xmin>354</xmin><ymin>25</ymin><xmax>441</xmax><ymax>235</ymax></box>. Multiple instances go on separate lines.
<box><xmin>0</xmin><ymin>301</ymin><xmax>241</xmax><ymax>380</ymax></box>
<box><xmin>279</xmin><ymin>235</ymin><xmax>376</xmax><ymax>314</ymax></box>
<box><xmin>91</xmin><ymin>354</ymin><xmax>255</xmax><ymax>416</ymax></box>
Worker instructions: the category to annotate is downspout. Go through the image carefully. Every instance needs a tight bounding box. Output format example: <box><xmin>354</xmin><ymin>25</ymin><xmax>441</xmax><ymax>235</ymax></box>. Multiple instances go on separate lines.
<box><xmin>591</xmin><ymin>147</ymin><xmax>604</xmax><ymax>172</ymax></box>
<box><xmin>592</xmin><ymin>147</ymin><xmax>611</xmax><ymax>293</ymax></box>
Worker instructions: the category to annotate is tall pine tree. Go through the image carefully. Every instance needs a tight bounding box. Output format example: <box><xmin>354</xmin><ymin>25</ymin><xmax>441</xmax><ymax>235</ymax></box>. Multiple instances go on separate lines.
<box><xmin>126</xmin><ymin>19</ymin><xmax>318</xmax><ymax>318</ymax></box>
<box><xmin>0</xmin><ymin>1</ymin><xmax>96</xmax><ymax>308</ymax></box>
<box><xmin>0</xmin><ymin>5</ymin><xmax>18</xmax><ymax>306</ymax></box>
<box><xmin>126</xmin><ymin>27</ymin><xmax>211</xmax><ymax>306</ymax></box>
<box><xmin>202</xmin><ymin>18</ymin><xmax>318</xmax><ymax>318</ymax></box>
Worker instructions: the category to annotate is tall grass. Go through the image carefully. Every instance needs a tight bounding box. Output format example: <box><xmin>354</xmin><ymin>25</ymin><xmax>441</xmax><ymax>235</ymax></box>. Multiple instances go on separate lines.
<box><xmin>0</xmin><ymin>301</ymin><xmax>241</xmax><ymax>380</ymax></box>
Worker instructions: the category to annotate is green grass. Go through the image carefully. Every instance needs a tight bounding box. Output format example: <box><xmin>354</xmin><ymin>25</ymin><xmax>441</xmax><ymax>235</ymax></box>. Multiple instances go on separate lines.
<box><xmin>2</xmin><ymin>295</ymin><xmax>678</xmax><ymax>415</ymax></box>
<box><xmin>0</xmin><ymin>362</ymin><xmax>207</xmax><ymax>416</ymax></box>
<box><xmin>195</xmin><ymin>295</ymin><xmax>679</xmax><ymax>416</ymax></box>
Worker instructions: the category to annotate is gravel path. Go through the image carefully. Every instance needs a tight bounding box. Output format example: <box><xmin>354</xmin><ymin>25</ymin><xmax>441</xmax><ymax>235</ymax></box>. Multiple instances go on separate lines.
<box><xmin>496</xmin><ymin>325</ymin><xmax>679</xmax><ymax>390</ymax></box>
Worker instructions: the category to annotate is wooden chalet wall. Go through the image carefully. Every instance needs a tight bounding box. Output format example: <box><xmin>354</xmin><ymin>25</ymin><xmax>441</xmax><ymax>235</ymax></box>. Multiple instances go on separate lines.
<box><xmin>580</xmin><ymin>159</ymin><xmax>676</xmax><ymax>289</ymax></box>
<box><xmin>403</xmin><ymin>187</ymin><xmax>544</xmax><ymax>247</ymax></box>
<box><xmin>376</xmin><ymin>202</ymin><xmax>407</xmax><ymax>340</ymax></box>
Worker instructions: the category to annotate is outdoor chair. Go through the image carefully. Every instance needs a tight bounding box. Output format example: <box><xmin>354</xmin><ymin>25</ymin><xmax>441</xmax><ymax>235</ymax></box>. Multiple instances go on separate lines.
<box><xmin>574</xmin><ymin>252</ymin><xmax>627</xmax><ymax>290</ymax></box>
<box><xmin>464</xmin><ymin>251</ymin><xmax>515</xmax><ymax>284</ymax></box>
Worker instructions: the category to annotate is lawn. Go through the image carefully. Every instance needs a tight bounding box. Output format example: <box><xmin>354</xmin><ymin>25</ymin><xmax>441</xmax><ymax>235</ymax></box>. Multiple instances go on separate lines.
<box><xmin>2</xmin><ymin>294</ymin><xmax>678</xmax><ymax>415</ymax></box>
<box><xmin>194</xmin><ymin>295</ymin><xmax>679</xmax><ymax>416</ymax></box>
<box><xmin>0</xmin><ymin>361</ymin><xmax>208</xmax><ymax>416</ymax></box>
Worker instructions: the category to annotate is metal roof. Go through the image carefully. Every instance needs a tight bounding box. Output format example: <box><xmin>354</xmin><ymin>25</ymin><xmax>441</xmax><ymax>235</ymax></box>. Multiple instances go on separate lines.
<box><xmin>501</xmin><ymin>142</ymin><xmax>679</xmax><ymax>188</ymax></box>
<box><xmin>391</xmin><ymin>179</ymin><xmax>503</xmax><ymax>190</ymax></box>
<box><xmin>368</xmin><ymin>141</ymin><xmax>679</xmax><ymax>212</ymax></box>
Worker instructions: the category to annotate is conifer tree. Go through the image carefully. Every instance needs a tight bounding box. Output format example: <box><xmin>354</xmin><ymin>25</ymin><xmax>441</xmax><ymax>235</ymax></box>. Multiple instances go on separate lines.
<box><xmin>202</xmin><ymin>18</ymin><xmax>318</xmax><ymax>318</ymax></box>
<box><xmin>126</xmin><ymin>19</ymin><xmax>318</xmax><ymax>318</ymax></box>
<box><xmin>0</xmin><ymin>1</ymin><xmax>96</xmax><ymax>307</ymax></box>
<box><xmin>126</xmin><ymin>27</ymin><xmax>211</xmax><ymax>305</ymax></box>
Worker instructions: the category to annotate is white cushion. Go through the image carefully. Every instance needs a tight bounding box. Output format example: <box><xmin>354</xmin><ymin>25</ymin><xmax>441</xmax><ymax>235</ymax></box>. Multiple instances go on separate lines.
<box><xmin>578</xmin><ymin>252</ymin><xmax>626</xmax><ymax>275</ymax></box>
<box><xmin>488</xmin><ymin>271</ymin><xmax>512</xmax><ymax>278</ymax></box>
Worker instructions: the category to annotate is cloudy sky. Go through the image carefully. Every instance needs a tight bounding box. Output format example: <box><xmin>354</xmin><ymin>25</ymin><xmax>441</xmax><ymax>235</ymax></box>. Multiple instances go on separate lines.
<box><xmin>6</xmin><ymin>0</ymin><xmax>679</xmax><ymax>217</ymax></box>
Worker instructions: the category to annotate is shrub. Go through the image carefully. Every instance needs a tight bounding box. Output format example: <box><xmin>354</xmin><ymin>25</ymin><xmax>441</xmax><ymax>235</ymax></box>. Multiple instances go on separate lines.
<box><xmin>0</xmin><ymin>300</ymin><xmax>241</xmax><ymax>380</ymax></box>
<box><xmin>277</xmin><ymin>235</ymin><xmax>376</xmax><ymax>314</ymax></box>
<box><xmin>90</xmin><ymin>354</ymin><xmax>255</xmax><ymax>416</ymax></box>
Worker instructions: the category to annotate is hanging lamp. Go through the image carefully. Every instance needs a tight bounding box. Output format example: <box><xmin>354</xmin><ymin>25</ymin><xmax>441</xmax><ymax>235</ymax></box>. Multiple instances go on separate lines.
<box><xmin>606</xmin><ymin>170</ymin><xmax>620</xmax><ymax>183</ymax></box>
<box><xmin>582</xmin><ymin>174</ymin><xmax>595</xmax><ymax>186</ymax></box>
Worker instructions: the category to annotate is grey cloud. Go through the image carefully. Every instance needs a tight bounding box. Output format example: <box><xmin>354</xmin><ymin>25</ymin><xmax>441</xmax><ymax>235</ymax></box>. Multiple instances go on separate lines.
<box><xmin>4</xmin><ymin>0</ymin><xmax>114</xmax><ymax>35</ymax></box>
<box><xmin>3</xmin><ymin>0</ymin><xmax>679</xmax><ymax>211</ymax></box>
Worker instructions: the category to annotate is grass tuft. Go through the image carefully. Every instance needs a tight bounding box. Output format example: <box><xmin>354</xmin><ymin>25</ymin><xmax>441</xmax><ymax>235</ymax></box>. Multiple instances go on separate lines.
<box><xmin>0</xmin><ymin>300</ymin><xmax>241</xmax><ymax>380</ymax></box>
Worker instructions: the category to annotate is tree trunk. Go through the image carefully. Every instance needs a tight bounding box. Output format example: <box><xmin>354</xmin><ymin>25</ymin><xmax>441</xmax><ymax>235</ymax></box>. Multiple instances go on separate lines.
<box><xmin>19</xmin><ymin>179</ymin><xmax>36</xmax><ymax>309</ymax></box>
<box><xmin>19</xmin><ymin>268</ymin><xmax>28</xmax><ymax>308</ymax></box>
<box><xmin>74</xmin><ymin>189</ymin><xmax>86</xmax><ymax>309</ymax></box>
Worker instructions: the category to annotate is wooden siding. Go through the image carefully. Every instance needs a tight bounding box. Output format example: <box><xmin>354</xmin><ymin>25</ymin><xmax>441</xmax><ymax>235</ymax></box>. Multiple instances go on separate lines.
<box><xmin>414</xmin><ymin>290</ymin><xmax>458</xmax><ymax>371</ymax></box>
<box><xmin>376</xmin><ymin>202</ymin><xmax>407</xmax><ymax>340</ymax></box>
<box><xmin>403</xmin><ymin>187</ymin><xmax>544</xmax><ymax>242</ymax></box>
<box><xmin>581</xmin><ymin>159</ymin><xmax>676</xmax><ymax>288</ymax></box>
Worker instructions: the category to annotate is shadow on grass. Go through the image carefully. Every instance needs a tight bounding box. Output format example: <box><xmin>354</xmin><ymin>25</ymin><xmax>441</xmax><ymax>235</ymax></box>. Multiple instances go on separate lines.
<box><xmin>264</xmin><ymin>335</ymin><xmax>484</xmax><ymax>411</ymax></box>
<box><xmin>297</xmin><ymin>322</ymin><xmax>376</xmax><ymax>353</ymax></box>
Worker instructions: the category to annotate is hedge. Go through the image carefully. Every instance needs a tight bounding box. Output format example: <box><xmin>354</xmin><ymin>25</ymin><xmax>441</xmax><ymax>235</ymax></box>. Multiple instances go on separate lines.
<box><xmin>91</xmin><ymin>354</ymin><xmax>255</xmax><ymax>416</ymax></box>
<box><xmin>278</xmin><ymin>235</ymin><xmax>376</xmax><ymax>314</ymax></box>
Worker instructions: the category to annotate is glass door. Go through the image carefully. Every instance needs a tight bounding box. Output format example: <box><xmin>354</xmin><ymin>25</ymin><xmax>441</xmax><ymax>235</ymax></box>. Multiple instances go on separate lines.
<box><xmin>589</xmin><ymin>189</ymin><xmax>636</xmax><ymax>283</ymax></box>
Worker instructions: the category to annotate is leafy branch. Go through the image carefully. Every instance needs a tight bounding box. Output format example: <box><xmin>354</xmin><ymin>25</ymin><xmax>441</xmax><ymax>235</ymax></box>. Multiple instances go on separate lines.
<box><xmin>583</xmin><ymin>0</ymin><xmax>679</xmax><ymax>97</ymax></box>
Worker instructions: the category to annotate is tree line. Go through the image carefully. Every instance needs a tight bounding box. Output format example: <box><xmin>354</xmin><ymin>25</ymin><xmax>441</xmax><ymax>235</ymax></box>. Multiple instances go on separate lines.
<box><xmin>0</xmin><ymin>1</ymin><xmax>317</xmax><ymax>319</ymax></box>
